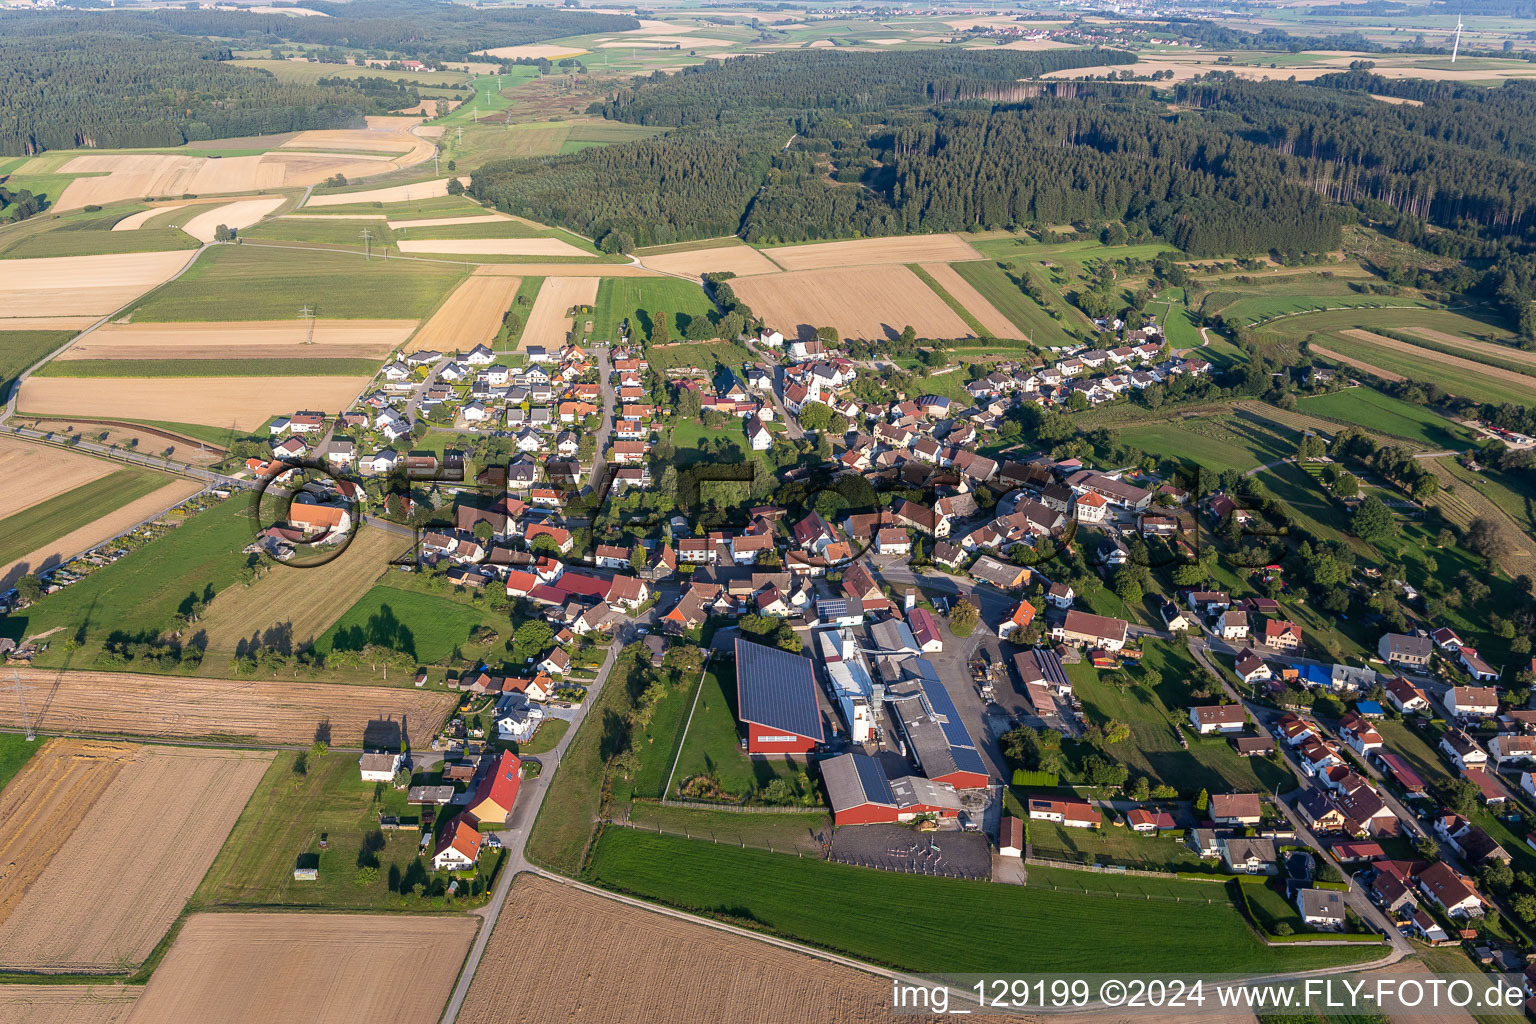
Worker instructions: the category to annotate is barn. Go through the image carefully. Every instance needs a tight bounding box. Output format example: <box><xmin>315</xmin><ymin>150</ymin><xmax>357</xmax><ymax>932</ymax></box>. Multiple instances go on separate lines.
<box><xmin>466</xmin><ymin>750</ymin><xmax>522</xmax><ymax>826</ymax></box>
<box><xmin>735</xmin><ymin>638</ymin><xmax>825</xmax><ymax>754</ymax></box>
<box><xmin>886</xmin><ymin>666</ymin><xmax>990</xmax><ymax>790</ymax></box>
<box><xmin>820</xmin><ymin>751</ymin><xmax>963</xmax><ymax>826</ymax></box>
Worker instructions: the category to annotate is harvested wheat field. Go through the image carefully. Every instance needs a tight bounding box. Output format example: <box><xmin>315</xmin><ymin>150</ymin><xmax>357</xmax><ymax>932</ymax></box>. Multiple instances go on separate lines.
<box><xmin>475</xmin><ymin>43</ymin><xmax>590</xmax><ymax>59</ymax></box>
<box><xmin>408</xmin><ymin>275</ymin><xmax>520</xmax><ymax>354</ymax></box>
<box><xmin>474</xmin><ymin>263</ymin><xmax>656</xmax><ymax>278</ymax></box>
<box><xmin>732</xmin><ymin>266</ymin><xmax>970</xmax><ymax>342</ymax></box>
<box><xmin>0</xmin><ymin>669</ymin><xmax>456</xmax><ymax>746</ymax></box>
<box><xmin>199</xmin><ymin>525</ymin><xmax>406</xmax><ymax>654</ymax></box>
<box><xmin>0</xmin><ymin>476</ymin><xmax>203</xmax><ymax>586</ymax></box>
<box><xmin>282</xmin><ymin>128</ymin><xmax>414</xmax><ymax>155</ymax></box>
<box><xmin>0</xmin><ymin>740</ymin><xmax>137</xmax><ymax>929</ymax></box>
<box><xmin>60</xmin><ymin>320</ymin><xmax>416</xmax><ymax>361</ymax></box>
<box><xmin>110</xmin><ymin>204</ymin><xmax>192</xmax><ymax>232</ymax></box>
<box><xmin>1308</xmin><ymin>345</ymin><xmax>1404</xmax><ymax>383</ymax></box>
<box><xmin>1341</xmin><ymin>329</ymin><xmax>1536</xmax><ymax>397</ymax></box>
<box><xmin>0</xmin><ymin>746</ymin><xmax>272</xmax><ymax>972</ymax></box>
<box><xmin>760</xmin><ymin>234</ymin><xmax>982</xmax><ymax>271</ymax></box>
<box><xmin>395</xmin><ymin>237</ymin><xmax>588</xmax><ymax>257</ymax></box>
<box><xmin>0</xmin><ymin>435</ymin><xmax>115</xmax><ymax>519</ymax></box>
<box><xmin>124</xmin><ymin>913</ymin><xmax>476</xmax><ymax>1024</ymax></box>
<box><xmin>521</xmin><ymin>277</ymin><xmax>598</xmax><ymax>350</ymax></box>
<box><xmin>385</xmin><ymin>214</ymin><xmax>507</xmax><ymax>229</ymax></box>
<box><xmin>639</xmin><ymin>243</ymin><xmax>781</xmax><ymax>278</ymax></box>
<box><xmin>53</xmin><ymin>153</ymin><xmax>401</xmax><ymax>211</ymax></box>
<box><xmin>1405</xmin><ymin>327</ymin><xmax>1536</xmax><ymax>368</ymax></box>
<box><xmin>17</xmin><ymin>376</ymin><xmax>374</xmax><ymax>431</ymax></box>
<box><xmin>0</xmin><ymin>251</ymin><xmax>194</xmax><ymax>318</ymax></box>
<box><xmin>305</xmin><ymin>178</ymin><xmax>451</xmax><ymax>208</ymax></box>
<box><xmin>460</xmin><ymin>875</ymin><xmax>918</xmax><ymax>1024</ymax></box>
<box><xmin>920</xmin><ymin>262</ymin><xmax>1025</xmax><ymax>339</ymax></box>
<box><xmin>0</xmin><ymin>316</ymin><xmax>98</xmax><ymax>331</ymax></box>
<box><xmin>0</xmin><ymin>985</ymin><xmax>141</xmax><ymax>1024</ymax></box>
<box><xmin>180</xmin><ymin>197</ymin><xmax>287</xmax><ymax>243</ymax></box>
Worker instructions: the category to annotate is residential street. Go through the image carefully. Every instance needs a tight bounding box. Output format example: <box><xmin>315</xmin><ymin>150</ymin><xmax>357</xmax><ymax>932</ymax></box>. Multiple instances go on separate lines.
<box><xmin>582</xmin><ymin>345</ymin><xmax>616</xmax><ymax>496</ymax></box>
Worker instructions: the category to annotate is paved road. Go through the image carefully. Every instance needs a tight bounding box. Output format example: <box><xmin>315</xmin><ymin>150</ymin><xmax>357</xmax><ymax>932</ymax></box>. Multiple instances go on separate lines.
<box><xmin>439</xmin><ymin>631</ymin><xmax>624</xmax><ymax>1024</ymax></box>
<box><xmin>406</xmin><ymin>355</ymin><xmax>456</xmax><ymax>428</ymax></box>
<box><xmin>583</xmin><ymin>347</ymin><xmax>616</xmax><ymax>496</ymax></box>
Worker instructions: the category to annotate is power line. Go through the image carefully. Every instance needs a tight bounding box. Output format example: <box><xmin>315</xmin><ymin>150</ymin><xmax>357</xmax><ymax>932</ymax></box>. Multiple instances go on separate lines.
<box><xmin>299</xmin><ymin>305</ymin><xmax>315</xmax><ymax>345</ymax></box>
<box><xmin>360</xmin><ymin>228</ymin><xmax>374</xmax><ymax>261</ymax></box>
<box><xmin>10</xmin><ymin>668</ymin><xmax>33</xmax><ymax>742</ymax></box>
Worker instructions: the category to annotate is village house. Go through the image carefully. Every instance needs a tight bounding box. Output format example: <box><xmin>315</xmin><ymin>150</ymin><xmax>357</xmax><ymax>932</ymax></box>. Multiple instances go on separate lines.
<box><xmin>1188</xmin><ymin>704</ymin><xmax>1246</xmax><ymax>735</ymax></box>
<box><xmin>1378</xmin><ymin>632</ymin><xmax>1433</xmax><ymax>669</ymax></box>
<box><xmin>1445</xmin><ymin>686</ymin><xmax>1498</xmax><ymax>720</ymax></box>
<box><xmin>1209</xmin><ymin>792</ymin><xmax>1263</xmax><ymax>826</ymax></box>
<box><xmin>1386</xmin><ymin>676</ymin><xmax>1431</xmax><ymax>714</ymax></box>
<box><xmin>1263</xmin><ymin>619</ymin><xmax>1302</xmax><ymax>651</ymax></box>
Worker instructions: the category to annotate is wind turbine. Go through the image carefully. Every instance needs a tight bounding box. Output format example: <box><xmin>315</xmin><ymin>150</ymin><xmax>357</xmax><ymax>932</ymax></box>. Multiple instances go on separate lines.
<box><xmin>1452</xmin><ymin>14</ymin><xmax>1464</xmax><ymax>63</ymax></box>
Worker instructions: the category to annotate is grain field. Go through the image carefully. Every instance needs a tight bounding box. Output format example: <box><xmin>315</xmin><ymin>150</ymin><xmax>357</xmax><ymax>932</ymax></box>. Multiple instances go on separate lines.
<box><xmin>0</xmin><ymin>747</ymin><xmax>272</xmax><ymax>972</ymax></box>
<box><xmin>394</xmin><ymin>237</ymin><xmax>588</xmax><ymax>257</ymax></box>
<box><xmin>473</xmin><ymin>263</ymin><xmax>656</xmax><ymax>278</ymax></box>
<box><xmin>198</xmin><ymin>525</ymin><xmax>407</xmax><ymax>654</ymax></box>
<box><xmin>58</xmin><ymin>320</ymin><xmax>415</xmax><ymax>362</ymax></box>
<box><xmin>305</xmin><ymin>179</ymin><xmax>451</xmax><ymax>208</ymax></box>
<box><xmin>16</xmin><ymin>376</ymin><xmax>374</xmax><ymax>431</ymax></box>
<box><xmin>0</xmin><ymin>669</ymin><xmax>456</xmax><ymax>746</ymax></box>
<box><xmin>919</xmin><ymin>262</ymin><xmax>1026</xmax><ymax>339</ymax></box>
<box><xmin>0</xmin><ymin>985</ymin><xmax>140</xmax><ymax>1024</ymax></box>
<box><xmin>0</xmin><ymin>740</ymin><xmax>137</xmax><ymax>929</ymax></box>
<box><xmin>521</xmin><ymin>277</ymin><xmax>599</xmax><ymax>350</ymax></box>
<box><xmin>730</xmin><ymin>266</ymin><xmax>969</xmax><ymax>342</ymax></box>
<box><xmin>458</xmin><ymin>875</ymin><xmax>928</xmax><ymax>1024</ymax></box>
<box><xmin>408</xmin><ymin>275</ymin><xmax>520</xmax><ymax>354</ymax></box>
<box><xmin>759</xmin><ymin>234</ymin><xmax>983</xmax><ymax>271</ymax></box>
<box><xmin>639</xmin><ymin>243</ymin><xmax>781</xmax><ymax>278</ymax></box>
<box><xmin>0</xmin><ymin>435</ymin><xmax>116</xmax><ymax>519</ymax></box>
<box><xmin>179</xmin><ymin>198</ymin><xmax>287</xmax><ymax>243</ymax></box>
<box><xmin>123</xmin><ymin>913</ymin><xmax>476</xmax><ymax>1024</ymax></box>
<box><xmin>0</xmin><ymin>252</ymin><xmax>194</xmax><ymax>318</ymax></box>
<box><xmin>111</xmin><ymin>204</ymin><xmax>193</xmax><ymax>232</ymax></box>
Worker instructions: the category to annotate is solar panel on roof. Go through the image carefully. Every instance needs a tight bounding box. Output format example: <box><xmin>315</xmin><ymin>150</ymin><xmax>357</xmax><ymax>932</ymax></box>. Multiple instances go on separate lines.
<box><xmin>950</xmin><ymin>745</ymin><xmax>988</xmax><ymax>777</ymax></box>
<box><xmin>922</xmin><ymin>681</ymin><xmax>976</xmax><ymax>749</ymax></box>
<box><xmin>735</xmin><ymin>638</ymin><xmax>824</xmax><ymax>741</ymax></box>
<box><xmin>853</xmin><ymin>754</ymin><xmax>894</xmax><ymax>804</ymax></box>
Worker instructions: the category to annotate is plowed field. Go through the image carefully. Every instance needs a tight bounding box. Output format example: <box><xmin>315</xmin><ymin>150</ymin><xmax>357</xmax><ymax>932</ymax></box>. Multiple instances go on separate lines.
<box><xmin>0</xmin><ymin>435</ymin><xmax>115</xmax><ymax>519</ymax></box>
<box><xmin>521</xmin><ymin>277</ymin><xmax>598</xmax><ymax>350</ymax></box>
<box><xmin>730</xmin><ymin>266</ymin><xmax>969</xmax><ymax>342</ymax></box>
<box><xmin>0</xmin><ymin>985</ymin><xmax>140</xmax><ymax>1024</ymax></box>
<box><xmin>407</xmin><ymin>275</ymin><xmax>520</xmax><ymax>354</ymax></box>
<box><xmin>58</xmin><ymin>320</ymin><xmax>414</xmax><ymax>362</ymax></box>
<box><xmin>16</xmin><ymin>376</ymin><xmax>373</xmax><ymax>431</ymax></box>
<box><xmin>759</xmin><ymin>234</ymin><xmax>982</xmax><ymax>271</ymax></box>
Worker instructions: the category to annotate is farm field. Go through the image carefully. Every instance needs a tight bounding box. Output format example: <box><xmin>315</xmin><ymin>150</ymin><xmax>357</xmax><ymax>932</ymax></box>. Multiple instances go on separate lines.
<box><xmin>0</xmin><ymin>746</ymin><xmax>271</xmax><ymax>972</ymax></box>
<box><xmin>311</xmin><ymin>584</ymin><xmax>501</xmax><ymax>665</ymax></box>
<box><xmin>1315</xmin><ymin>331</ymin><xmax>1536</xmax><ymax>407</ymax></box>
<box><xmin>0</xmin><ymin>668</ymin><xmax>455</xmax><ymax>746</ymax></box>
<box><xmin>179</xmin><ymin>197</ymin><xmax>287</xmax><ymax>243</ymax></box>
<box><xmin>472</xmin><ymin>262</ymin><xmax>657</xmax><ymax>278</ymax></box>
<box><xmin>0</xmin><ymin>434</ymin><xmax>116</xmax><ymax>519</ymax></box>
<box><xmin>304</xmin><ymin>178</ymin><xmax>452</xmax><ymax>208</ymax></box>
<box><xmin>636</xmin><ymin>241</ymin><xmax>781</xmax><ymax>278</ymax></box>
<box><xmin>110</xmin><ymin>202</ymin><xmax>197</xmax><ymax>231</ymax></box>
<box><xmin>0</xmin><ymin>733</ymin><xmax>37</xmax><ymax>794</ymax></box>
<box><xmin>0</xmin><ymin>251</ymin><xmax>194</xmax><ymax>318</ymax></box>
<box><xmin>457</xmin><ymin>873</ymin><xmax>902</xmax><ymax>1024</ymax></box>
<box><xmin>591</xmin><ymin>276</ymin><xmax>717</xmax><ymax>345</ymax></box>
<box><xmin>0</xmin><ymin>985</ymin><xmax>140</xmax><ymax>1024</ymax></box>
<box><xmin>0</xmin><ymin>473</ymin><xmax>202</xmax><ymax>589</ymax></box>
<box><xmin>124</xmin><ymin>912</ymin><xmax>476</xmax><ymax>1024</ymax></box>
<box><xmin>16</xmin><ymin>376</ymin><xmax>374</xmax><ymax>432</ymax></box>
<box><xmin>232</xmin><ymin>59</ymin><xmax>472</xmax><ymax>90</ymax></box>
<box><xmin>950</xmin><ymin>259</ymin><xmax>1071</xmax><ymax>346</ymax></box>
<box><xmin>51</xmin><ymin>151</ymin><xmax>395</xmax><ymax>212</ymax></box>
<box><xmin>406</xmin><ymin>274</ymin><xmax>520</xmax><ymax>354</ymax></box>
<box><xmin>918</xmin><ymin>261</ymin><xmax>1027</xmax><ymax>339</ymax></box>
<box><xmin>0</xmin><ymin>228</ymin><xmax>199</xmax><ymax>260</ymax></box>
<box><xmin>1295</xmin><ymin>388</ymin><xmax>1467</xmax><ymax>449</ymax></box>
<box><xmin>33</xmin><ymin>358</ymin><xmax>382</xmax><ymax>378</ymax></box>
<box><xmin>757</xmin><ymin>233</ymin><xmax>982</xmax><ymax>270</ymax></box>
<box><xmin>58</xmin><ymin>319</ymin><xmax>415</xmax><ymax>362</ymax></box>
<box><xmin>521</xmin><ymin>276</ymin><xmax>600</xmax><ymax>349</ymax></box>
<box><xmin>395</xmin><ymin>236</ymin><xmax>588</xmax><ymax>257</ymax></box>
<box><xmin>585</xmin><ymin>829</ymin><xmax>1381</xmax><ymax>974</ymax></box>
<box><xmin>126</xmin><ymin>245</ymin><xmax>465</xmax><ymax>322</ymax></box>
<box><xmin>0</xmin><ymin>739</ymin><xmax>137</xmax><ymax>930</ymax></box>
<box><xmin>730</xmin><ymin>266</ymin><xmax>969</xmax><ymax>343</ymax></box>
<box><xmin>197</xmin><ymin>527</ymin><xmax>407</xmax><ymax>656</ymax></box>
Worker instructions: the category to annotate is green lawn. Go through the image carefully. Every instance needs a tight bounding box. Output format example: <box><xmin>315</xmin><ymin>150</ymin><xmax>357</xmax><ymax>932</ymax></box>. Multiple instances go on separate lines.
<box><xmin>0</xmin><ymin>227</ymin><xmax>199</xmax><ymax>259</ymax></box>
<box><xmin>644</xmin><ymin>340</ymin><xmax>752</xmax><ymax>373</ymax></box>
<box><xmin>8</xmin><ymin>493</ymin><xmax>258</xmax><ymax>659</ymax></box>
<box><xmin>625</xmin><ymin>804</ymin><xmax>829</xmax><ymax>855</ymax></box>
<box><xmin>193</xmin><ymin>748</ymin><xmax>498</xmax><ymax>911</ymax></box>
<box><xmin>1296</xmin><ymin>388</ymin><xmax>1467</xmax><ymax>449</ymax></box>
<box><xmin>431</xmin><ymin>68</ymin><xmax>541</xmax><ymax>128</ymax></box>
<box><xmin>0</xmin><ymin>467</ymin><xmax>173</xmax><ymax>569</ymax></box>
<box><xmin>0</xmin><ymin>331</ymin><xmax>74</xmax><ymax>398</ymax></box>
<box><xmin>1375</xmin><ymin>720</ymin><xmax>1456</xmax><ymax>790</ymax></box>
<box><xmin>668</xmin><ymin>667</ymin><xmax>810</xmax><ymax>801</ymax></box>
<box><xmin>585</xmin><ymin>829</ymin><xmax>1382</xmax><ymax>974</ymax></box>
<box><xmin>0</xmin><ymin>733</ymin><xmax>39</xmax><ymax>793</ymax></box>
<box><xmin>1312</xmin><ymin>331</ymin><xmax>1536</xmax><ymax>408</ymax></box>
<box><xmin>33</xmin><ymin>358</ymin><xmax>381</xmax><ymax>378</ymax></box>
<box><xmin>127</xmin><ymin>245</ymin><xmax>467</xmax><ymax>322</ymax></box>
<box><xmin>1027</xmin><ymin>820</ymin><xmax>1214</xmax><ymax>872</ymax></box>
<box><xmin>242</xmin><ymin>219</ymin><xmax>399</xmax><ymax>248</ymax></box>
<box><xmin>1117</xmin><ymin>421</ymin><xmax>1271</xmax><ymax>475</ymax></box>
<box><xmin>301</xmin><ymin>196</ymin><xmax>483</xmax><ymax>218</ymax></box>
<box><xmin>312</xmin><ymin>585</ymin><xmax>499</xmax><ymax>665</ymax></box>
<box><xmin>592</xmin><ymin>277</ymin><xmax>719</xmax><ymax>344</ymax></box>
<box><xmin>613</xmin><ymin>663</ymin><xmax>700</xmax><ymax>803</ymax></box>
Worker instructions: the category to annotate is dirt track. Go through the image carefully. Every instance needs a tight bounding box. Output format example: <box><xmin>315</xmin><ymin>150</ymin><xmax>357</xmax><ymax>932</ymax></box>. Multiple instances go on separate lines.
<box><xmin>0</xmin><ymin>669</ymin><xmax>456</xmax><ymax>746</ymax></box>
<box><xmin>124</xmin><ymin>913</ymin><xmax>476</xmax><ymax>1024</ymax></box>
<box><xmin>0</xmin><ymin>746</ymin><xmax>272</xmax><ymax>972</ymax></box>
